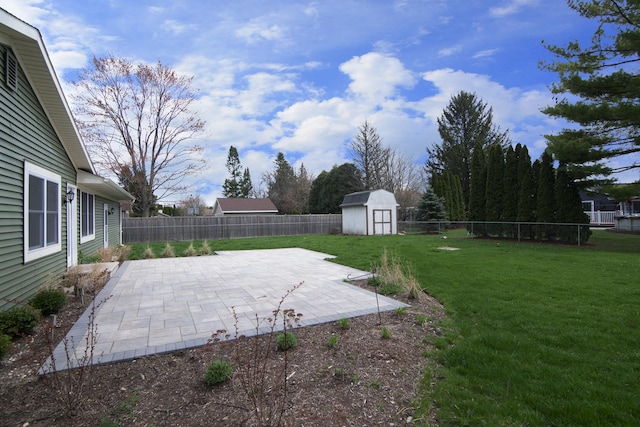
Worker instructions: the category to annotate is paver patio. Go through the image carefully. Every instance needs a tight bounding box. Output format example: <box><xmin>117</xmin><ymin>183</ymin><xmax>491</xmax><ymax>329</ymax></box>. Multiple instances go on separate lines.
<box><xmin>41</xmin><ymin>248</ymin><xmax>408</xmax><ymax>372</ymax></box>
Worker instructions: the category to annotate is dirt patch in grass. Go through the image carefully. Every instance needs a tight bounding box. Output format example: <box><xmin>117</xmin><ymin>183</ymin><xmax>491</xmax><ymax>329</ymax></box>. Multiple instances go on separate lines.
<box><xmin>0</xmin><ymin>276</ymin><xmax>446</xmax><ymax>426</ymax></box>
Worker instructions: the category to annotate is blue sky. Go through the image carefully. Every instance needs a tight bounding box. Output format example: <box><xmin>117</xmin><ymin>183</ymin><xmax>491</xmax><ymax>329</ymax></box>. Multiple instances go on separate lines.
<box><xmin>5</xmin><ymin>0</ymin><xmax>619</xmax><ymax>205</ymax></box>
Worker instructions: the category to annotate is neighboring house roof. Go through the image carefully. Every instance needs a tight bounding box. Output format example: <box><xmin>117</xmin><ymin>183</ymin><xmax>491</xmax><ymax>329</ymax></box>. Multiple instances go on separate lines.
<box><xmin>214</xmin><ymin>198</ymin><xmax>278</xmax><ymax>214</ymax></box>
<box><xmin>0</xmin><ymin>8</ymin><xmax>133</xmax><ymax>202</ymax></box>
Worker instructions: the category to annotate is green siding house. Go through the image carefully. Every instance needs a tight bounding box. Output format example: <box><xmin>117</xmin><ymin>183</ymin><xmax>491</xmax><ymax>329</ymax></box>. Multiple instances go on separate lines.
<box><xmin>0</xmin><ymin>9</ymin><xmax>133</xmax><ymax>310</ymax></box>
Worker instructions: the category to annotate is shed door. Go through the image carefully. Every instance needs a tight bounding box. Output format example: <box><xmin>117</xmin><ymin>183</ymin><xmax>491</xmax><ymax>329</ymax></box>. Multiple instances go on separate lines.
<box><xmin>373</xmin><ymin>209</ymin><xmax>392</xmax><ymax>235</ymax></box>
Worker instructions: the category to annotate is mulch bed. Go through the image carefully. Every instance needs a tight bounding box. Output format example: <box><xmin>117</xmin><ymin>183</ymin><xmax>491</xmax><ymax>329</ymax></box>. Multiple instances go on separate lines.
<box><xmin>1</xmin><ymin>270</ymin><xmax>446</xmax><ymax>426</ymax></box>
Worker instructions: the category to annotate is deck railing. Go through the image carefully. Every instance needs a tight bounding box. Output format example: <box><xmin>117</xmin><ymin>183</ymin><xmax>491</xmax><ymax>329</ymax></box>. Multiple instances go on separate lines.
<box><xmin>584</xmin><ymin>210</ymin><xmax>617</xmax><ymax>225</ymax></box>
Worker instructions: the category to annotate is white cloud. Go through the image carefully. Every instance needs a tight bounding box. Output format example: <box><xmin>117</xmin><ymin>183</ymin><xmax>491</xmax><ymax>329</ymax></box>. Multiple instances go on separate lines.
<box><xmin>438</xmin><ymin>44</ymin><xmax>462</xmax><ymax>57</ymax></box>
<box><xmin>490</xmin><ymin>0</ymin><xmax>538</xmax><ymax>18</ymax></box>
<box><xmin>339</xmin><ymin>52</ymin><xmax>416</xmax><ymax>101</ymax></box>
<box><xmin>473</xmin><ymin>48</ymin><xmax>500</xmax><ymax>59</ymax></box>
<box><xmin>163</xmin><ymin>20</ymin><xmax>197</xmax><ymax>35</ymax></box>
<box><xmin>1</xmin><ymin>0</ymin><xmax>49</xmax><ymax>25</ymax></box>
<box><xmin>235</xmin><ymin>17</ymin><xmax>287</xmax><ymax>44</ymax></box>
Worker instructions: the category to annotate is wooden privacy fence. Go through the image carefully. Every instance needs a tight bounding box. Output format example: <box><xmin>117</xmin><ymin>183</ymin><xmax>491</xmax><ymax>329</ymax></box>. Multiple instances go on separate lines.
<box><xmin>122</xmin><ymin>215</ymin><xmax>343</xmax><ymax>243</ymax></box>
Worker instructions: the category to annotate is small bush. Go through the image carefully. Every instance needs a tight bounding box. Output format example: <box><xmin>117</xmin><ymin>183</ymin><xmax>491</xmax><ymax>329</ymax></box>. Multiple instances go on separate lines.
<box><xmin>394</xmin><ymin>306</ymin><xmax>408</xmax><ymax>316</ymax></box>
<box><xmin>327</xmin><ymin>334</ymin><xmax>339</xmax><ymax>349</ymax></box>
<box><xmin>199</xmin><ymin>240</ymin><xmax>212</xmax><ymax>255</ymax></box>
<box><xmin>0</xmin><ymin>306</ymin><xmax>41</xmax><ymax>337</ymax></box>
<box><xmin>204</xmin><ymin>360</ymin><xmax>233</xmax><ymax>386</ymax></box>
<box><xmin>184</xmin><ymin>242</ymin><xmax>197</xmax><ymax>257</ymax></box>
<box><xmin>337</xmin><ymin>318</ymin><xmax>350</xmax><ymax>330</ymax></box>
<box><xmin>30</xmin><ymin>288</ymin><xmax>67</xmax><ymax>316</ymax></box>
<box><xmin>276</xmin><ymin>332</ymin><xmax>298</xmax><ymax>351</ymax></box>
<box><xmin>161</xmin><ymin>242</ymin><xmax>175</xmax><ymax>258</ymax></box>
<box><xmin>142</xmin><ymin>246</ymin><xmax>155</xmax><ymax>259</ymax></box>
<box><xmin>415</xmin><ymin>314</ymin><xmax>427</xmax><ymax>325</ymax></box>
<box><xmin>380</xmin><ymin>327</ymin><xmax>392</xmax><ymax>339</ymax></box>
<box><xmin>0</xmin><ymin>333</ymin><xmax>11</xmax><ymax>359</ymax></box>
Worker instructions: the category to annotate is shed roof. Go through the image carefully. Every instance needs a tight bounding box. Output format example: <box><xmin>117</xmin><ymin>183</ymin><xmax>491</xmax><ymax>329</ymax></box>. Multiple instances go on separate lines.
<box><xmin>215</xmin><ymin>198</ymin><xmax>278</xmax><ymax>213</ymax></box>
<box><xmin>340</xmin><ymin>191</ymin><xmax>372</xmax><ymax>207</ymax></box>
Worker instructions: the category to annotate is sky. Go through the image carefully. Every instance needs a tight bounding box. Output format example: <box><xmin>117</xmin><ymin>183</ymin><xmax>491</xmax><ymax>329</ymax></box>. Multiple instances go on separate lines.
<box><xmin>4</xmin><ymin>0</ymin><xmax>627</xmax><ymax>206</ymax></box>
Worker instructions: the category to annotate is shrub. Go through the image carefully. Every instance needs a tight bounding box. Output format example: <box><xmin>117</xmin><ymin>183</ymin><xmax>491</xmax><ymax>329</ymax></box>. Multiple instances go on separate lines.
<box><xmin>0</xmin><ymin>306</ymin><xmax>41</xmax><ymax>337</ymax></box>
<box><xmin>142</xmin><ymin>246</ymin><xmax>155</xmax><ymax>259</ymax></box>
<box><xmin>160</xmin><ymin>242</ymin><xmax>175</xmax><ymax>258</ymax></box>
<box><xmin>380</xmin><ymin>327</ymin><xmax>392</xmax><ymax>339</ymax></box>
<box><xmin>276</xmin><ymin>332</ymin><xmax>298</xmax><ymax>351</ymax></box>
<box><xmin>0</xmin><ymin>333</ymin><xmax>10</xmax><ymax>360</ymax></box>
<box><xmin>184</xmin><ymin>241</ymin><xmax>197</xmax><ymax>257</ymax></box>
<box><xmin>337</xmin><ymin>318</ymin><xmax>350</xmax><ymax>330</ymax></box>
<box><xmin>199</xmin><ymin>240</ymin><xmax>212</xmax><ymax>255</ymax></box>
<box><xmin>327</xmin><ymin>334</ymin><xmax>339</xmax><ymax>349</ymax></box>
<box><xmin>204</xmin><ymin>360</ymin><xmax>233</xmax><ymax>386</ymax></box>
<box><xmin>394</xmin><ymin>306</ymin><xmax>408</xmax><ymax>316</ymax></box>
<box><xmin>30</xmin><ymin>289</ymin><xmax>67</xmax><ymax>316</ymax></box>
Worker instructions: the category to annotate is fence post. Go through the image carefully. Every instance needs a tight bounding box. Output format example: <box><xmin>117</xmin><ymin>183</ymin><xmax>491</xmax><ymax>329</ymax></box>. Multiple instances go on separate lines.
<box><xmin>577</xmin><ymin>224</ymin><xmax>581</xmax><ymax>247</ymax></box>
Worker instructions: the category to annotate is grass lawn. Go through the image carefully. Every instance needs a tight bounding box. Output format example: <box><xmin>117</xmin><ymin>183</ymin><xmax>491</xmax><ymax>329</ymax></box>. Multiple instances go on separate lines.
<box><xmin>127</xmin><ymin>230</ymin><xmax>640</xmax><ymax>426</ymax></box>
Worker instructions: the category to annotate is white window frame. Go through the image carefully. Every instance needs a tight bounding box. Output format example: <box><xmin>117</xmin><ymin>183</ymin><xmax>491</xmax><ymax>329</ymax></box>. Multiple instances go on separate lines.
<box><xmin>80</xmin><ymin>190</ymin><xmax>95</xmax><ymax>243</ymax></box>
<box><xmin>24</xmin><ymin>162</ymin><xmax>61</xmax><ymax>263</ymax></box>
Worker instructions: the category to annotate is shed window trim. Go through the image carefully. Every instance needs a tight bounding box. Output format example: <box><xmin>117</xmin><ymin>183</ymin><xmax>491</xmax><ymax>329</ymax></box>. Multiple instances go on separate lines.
<box><xmin>80</xmin><ymin>191</ymin><xmax>95</xmax><ymax>243</ymax></box>
<box><xmin>24</xmin><ymin>162</ymin><xmax>61</xmax><ymax>262</ymax></box>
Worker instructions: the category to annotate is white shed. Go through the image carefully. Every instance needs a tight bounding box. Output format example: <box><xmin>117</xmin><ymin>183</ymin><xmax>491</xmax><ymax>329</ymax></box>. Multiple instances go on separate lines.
<box><xmin>340</xmin><ymin>189</ymin><xmax>399</xmax><ymax>235</ymax></box>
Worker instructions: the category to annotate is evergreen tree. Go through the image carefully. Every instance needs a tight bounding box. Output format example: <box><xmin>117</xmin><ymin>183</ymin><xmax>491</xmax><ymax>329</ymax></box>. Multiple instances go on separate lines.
<box><xmin>485</xmin><ymin>144</ymin><xmax>505</xmax><ymax>236</ymax></box>
<box><xmin>240</xmin><ymin>167</ymin><xmax>253</xmax><ymax>198</ymax></box>
<box><xmin>502</xmin><ymin>145</ymin><xmax>519</xmax><ymax>237</ymax></box>
<box><xmin>308</xmin><ymin>163</ymin><xmax>363</xmax><ymax>213</ymax></box>
<box><xmin>350</xmin><ymin>120</ymin><xmax>390</xmax><ymax>190</ymax></box>
<box><xmin>542</xmin><ymin>0</ymin><xmax>640</xmax><ymax>186</ymax></box>
<box><xmin>555</xmin><ymin>164</ymin><xmax>591</xmax><ymax>243</ymax></box>
<box><xmin>292</xmin><ymin>164</ymin><xmax>313</xmax><ymax>214</ymax></box>
<box><xmin>264</xmin><ymin>152</ymin><xmax>296</xmax><ymax>214</ymax></box>
<box><xmin>468</xmin><ymin>141</ymin><xmax>487</xmax><ymax>235</ymax></box>
<box><xmin>516</xmin><ymin>146</ymin><xmax>536</xmax><ymax>239</ymax></box>
<box><xmin>536</xmin><ymin>152</ymin><xmax>556</xmax><ymax>239</ymax></box>
<box><xmin>426</xmin><ymin>91</ymin><xmax>510</xmax><ymax>210</ymax></box>
<box><xmin>416</xmin><ymin>188</ymin><xmax>448</xmax><ymax>221</ymax></box>
<box><xmin>222</xmin><ymin>146</ymin><xmax>244</xmax><ymax>198</ymax></box>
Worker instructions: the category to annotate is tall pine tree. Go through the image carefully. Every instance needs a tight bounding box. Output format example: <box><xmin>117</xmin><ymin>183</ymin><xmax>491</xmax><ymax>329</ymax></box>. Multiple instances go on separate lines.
<box><xmin>222</xmin><ymin>146</ymin><xmax>243</xmax><ymax>198</ymax></box>
<box><xmin>485</xmin><ymin>144</ymin><xmax>505</xmax><ymax>236</ymax></box>
<box><xmin>502</xmin><ymin>145</ymin><xmax>519</xmax><ymax>237</ymax></box>
<box><xmin>468</xmin><ymin>141</ymin><xmax>487</xmax><ymax>235</ymax></box>
<box><xmin>555</xmin><ymin>164</ymin><xmax>591</xmax><ymax>243</ymax></box>
<box><xmin>426</xmin><ymin>91</ymin><xmax>510</xmax><ymax>210</ymax></box>
<box><xmin>536</xmin><ymin>152</ymin><xmax>556</xmax><ymax>239</ymax></box>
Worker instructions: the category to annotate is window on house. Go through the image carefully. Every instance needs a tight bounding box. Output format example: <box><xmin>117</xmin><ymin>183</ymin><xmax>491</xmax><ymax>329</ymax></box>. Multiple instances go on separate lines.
<box><xmin>24</xmin><ymin>162</ymin><xmax>61</xmax><ymax>262</ymax></box>
<box><xmin>80</xmin><ymin>191</ymin><xmax>95</xmax><ymax>242</ymax></box>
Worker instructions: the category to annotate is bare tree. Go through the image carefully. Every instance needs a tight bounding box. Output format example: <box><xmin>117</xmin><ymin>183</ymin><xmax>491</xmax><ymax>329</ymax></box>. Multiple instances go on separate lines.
<box><xmin>385</xmin><ymin>151</ymin><xmax>426</xmax><ymax>219</ymax></box>
<box><xmin>179</xmin><ymin>194</ymin><xmax>207</xmax><ymax>216</ymax></box>
<box><xmin>73</xmin><ymin>55</ymin><xmax>206</xmax><ymax>217</ymax></box>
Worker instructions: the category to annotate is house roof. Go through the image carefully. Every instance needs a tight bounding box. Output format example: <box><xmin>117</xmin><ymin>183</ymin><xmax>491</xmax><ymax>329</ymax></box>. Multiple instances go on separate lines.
<box><xmin>215</xmin><ymin>198</ymin><xmax>278</xmax><ymax>214</ymax></box>
<box><xmin>0</xmin><ymin>8</ymin><xmax>132</xmax><ymax>202</ymax></box>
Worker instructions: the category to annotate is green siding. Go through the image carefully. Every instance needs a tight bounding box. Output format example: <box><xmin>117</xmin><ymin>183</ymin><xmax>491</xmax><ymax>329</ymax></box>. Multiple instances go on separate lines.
<box><xmin>78</xmin><ymin>196</ymin><xmax>122</xmax><ymax>258</ymax></box>
<box><xmin>0</xmin><ymin>44</ymin><xmax>76</xmax><ymax>311</ymax></box>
